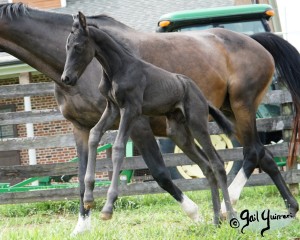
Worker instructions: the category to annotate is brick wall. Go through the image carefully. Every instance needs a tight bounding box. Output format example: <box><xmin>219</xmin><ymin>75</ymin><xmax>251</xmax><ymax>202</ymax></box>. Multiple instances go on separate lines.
<box><xmin>0</xmin><ymin>74</ymin><xmax>76</xmax><ymax>165</ymax></box>
<box><xmin>0</xmin><ymin>73</ymin><xmax>108</xmax><ymax>179</ymax></box>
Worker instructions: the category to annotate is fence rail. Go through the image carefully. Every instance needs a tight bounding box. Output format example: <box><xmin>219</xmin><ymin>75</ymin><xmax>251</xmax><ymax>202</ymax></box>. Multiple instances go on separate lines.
<box><xmin>0</xmin><ymin>82</ymin><xmax>54</xmax><ymax>98</ymax></box>
<box><xmin>0</xmin><ymin>131</ymin><xmax>117</xmax><ymax>151</ymax></box>
<box><xmin>0</xmin><ymin>116</ymin><xmax>293</xmax><ymax>151</ymax></box>
<box><xmin>0</xmin><ymin>109</ymin><xmax>65</xmax><ymax>125</ymax></box>
<box><xmin>1</xmin><ymin>169</ymin><xmax>299</xmax><ymax>204</ymax></box>
<box><xmin>0</xmin><ymin>142</ymin><xmax>290</xmax><ymax>180</ymax></box>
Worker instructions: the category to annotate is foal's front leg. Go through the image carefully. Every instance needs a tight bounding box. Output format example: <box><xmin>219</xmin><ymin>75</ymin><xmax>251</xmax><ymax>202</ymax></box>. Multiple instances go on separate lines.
<box><xmin>84</xmin><ymin>101</ymin><xmax>119</xmax><ymax>209</ymax></box>
<box><xmin>101</xmin><ymin>107</ymin><xmax>138</xmax><ymax>220</ymax></box>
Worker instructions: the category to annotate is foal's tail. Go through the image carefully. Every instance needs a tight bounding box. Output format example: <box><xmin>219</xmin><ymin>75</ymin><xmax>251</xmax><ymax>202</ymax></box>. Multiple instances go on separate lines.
<box><xmin>250</xmin><ymin>32</ymin><xmax>300</xmax><ymax>168</ymax></box>
<box><xmin>208</xmin><ymin>103</ymin><xmax>234</xmax><ymax>137</ymax></box>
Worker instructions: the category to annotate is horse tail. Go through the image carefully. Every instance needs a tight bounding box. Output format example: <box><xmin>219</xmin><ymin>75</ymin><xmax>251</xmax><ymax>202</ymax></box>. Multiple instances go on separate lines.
<box><xmin>250</xmin><ymin>32</ymin><xmax>300</xmax><ymax>168</ymax></box>
<box><xmin>208</xmin><ymin>103</ymin><xmax>234</xmax><ymax>137</ymax></box>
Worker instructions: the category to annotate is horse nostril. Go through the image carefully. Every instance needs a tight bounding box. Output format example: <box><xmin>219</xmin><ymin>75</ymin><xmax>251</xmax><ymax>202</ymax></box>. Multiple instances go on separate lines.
<box><xmin>62</xmin><ymin>76</ymin><xmax>70</xmax><ymax>84</ymax></box>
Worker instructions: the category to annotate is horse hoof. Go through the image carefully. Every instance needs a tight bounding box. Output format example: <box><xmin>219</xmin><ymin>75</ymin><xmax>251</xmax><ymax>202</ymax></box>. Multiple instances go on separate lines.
<box><xmin>289</xmin><ymin>206</ymin><xmax>298</xmax><ymax>218</ymax></box>
<box><xmin>84</xmin><ymin>201</ymin><xmax>96</xmax><ymax>210</ymax></box>
<box><xmin>220</xmin><ymin>208</ymin><xmax>237</xmax><ymax>221</ymax></box>
<box><xmin>101</xmin><ymin>212</ymin><xmax>113</xmax><ymax>220</ymax></box>
<box><xmin>220</xmin><ymin>212</ymin><xmax>227</xmax><ymax>221</ymax></box>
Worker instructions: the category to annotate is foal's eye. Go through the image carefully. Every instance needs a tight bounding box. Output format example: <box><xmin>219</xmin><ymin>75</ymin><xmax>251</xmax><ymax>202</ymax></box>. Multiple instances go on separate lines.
<box><xmin>74</xmin><ymin>44</ymin><xmax>83</xmax><ymax>53</ymax></box>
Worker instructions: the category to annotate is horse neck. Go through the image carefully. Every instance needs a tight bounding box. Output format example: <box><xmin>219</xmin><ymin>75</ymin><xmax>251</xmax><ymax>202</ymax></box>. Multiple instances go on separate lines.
<box><xmin>90</xmin><ymin>27</ymin><xmax>133</xmax><ymax>78</ymax></box>
<box><xmin>0</xmin><ymin>4</ymin><xmax>72</xmax><ymax>87</ymax></box>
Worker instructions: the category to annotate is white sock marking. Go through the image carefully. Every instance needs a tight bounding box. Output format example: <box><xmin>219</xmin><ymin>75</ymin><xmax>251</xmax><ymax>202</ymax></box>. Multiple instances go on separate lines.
<box><xmin>71</xmin><ymin>212</ymin><xmax>92</xmax><ymax>236</ymax></box>
<box><xmin>221</xmin><ymin>168</ymin><xmax>248</xmax><ymax>214</ymax></box>
<box><xmin>180</xmin><ymin>194</ymin><xmax>202</xmax><ymax>222</ymax></box>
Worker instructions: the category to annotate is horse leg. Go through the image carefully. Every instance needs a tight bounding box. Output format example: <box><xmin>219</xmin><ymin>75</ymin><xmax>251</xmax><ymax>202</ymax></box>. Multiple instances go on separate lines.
<box><xmin>130</xmin><ymin>116</ymin><xmax>200</xmax><ymax>222</ymax></box>
<box><xmin>71</xmin><ymin>126</ymin><xmax>91</xmax><ymax>236</ymax></box>
<box><xmin>101</xmin><ymin>107</ymin><xmax>138</xmax><ymax>220</ymax></box>
<box><xmin>183</xmin><ymin>93</ymin><xmax>235</xmax><ymax>219</ymax></box>
<box><xmin>220</xmin><ymin>142</ymin><xmax>258</xmax><ymax>215</ymax></box>
<box><xmin>259</xmin><ymin>147</ymin><xmax>299</xmax><ymax>216</ymax></box>
<box><xmin>221</xmin><ymin>101</ymin><xmax>298</xmax><ymax>217</ymax></box>
<box><xmin>84</xmin><ymin>102</ymin><xmax>119</xmax><ymax>209</ymax></box>
<box><xmin>166</xmin><ymin>116</ymin><xmax>222</xmax><ymax>224</ymax></box>
<box><xmin>219</xmin><ymin>71</ymin><xmax>265</xmax><ymax>214</ymax></box>
<box><xmin>189</xmin><ymin>122</ymin><xmax>235</xmax><ymax>219</ymax></box>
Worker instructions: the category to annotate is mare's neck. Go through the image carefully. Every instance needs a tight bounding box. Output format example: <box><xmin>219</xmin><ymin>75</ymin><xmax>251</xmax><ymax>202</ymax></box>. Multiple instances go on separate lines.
<box><xmin>90</xmin><ymin>27</ymin><xmax>133</xmax><ymax>78</ymax></box>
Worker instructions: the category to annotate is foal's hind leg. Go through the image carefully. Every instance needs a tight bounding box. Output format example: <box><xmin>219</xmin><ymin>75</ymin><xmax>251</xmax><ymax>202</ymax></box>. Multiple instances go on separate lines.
<box><xmin>167</xmin><ymin>117</ymin><xmax>222</xmax><ymax>224</ymax></box>
<box><xmin>131</xmin><ymin>117</ymin><xmax>199</xmax><ymax>222</ymax></box>
<box><xmin>193</xmin><ymin>130</ymin><xmax>235</xmax><ymax>220</ymax></box>
<box><xmin>185</xmin><ymin>106</ymin><xmax>235</xmax><ymax>220</ymax></box>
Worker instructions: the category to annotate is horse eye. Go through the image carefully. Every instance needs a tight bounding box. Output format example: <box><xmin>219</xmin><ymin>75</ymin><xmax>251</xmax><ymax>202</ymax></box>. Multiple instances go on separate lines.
<box><xmin>74</xmin><ymin>44</ymin><xmax>83</xmax><ymax>53</ymax></box>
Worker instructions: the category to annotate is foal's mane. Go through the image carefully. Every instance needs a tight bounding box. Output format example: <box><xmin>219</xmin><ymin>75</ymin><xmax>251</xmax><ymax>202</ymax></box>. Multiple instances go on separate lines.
<box><xmin>86</xmin><ymin>14</ymin><xmax>135</xmax><ymax>31</ymax></box>
<box><xmin>0</xmin><ymin>3</ymin><xmax>29</xmax><ymax>19</ymax></box>
<box><xmin>87</xmin><ymin>24</ymin><xmax>136</xmax><ymax>58</ymax></box>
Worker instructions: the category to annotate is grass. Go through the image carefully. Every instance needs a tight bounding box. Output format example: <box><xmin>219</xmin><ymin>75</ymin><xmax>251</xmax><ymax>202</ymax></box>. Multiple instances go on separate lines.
<box><xmin>0</xmin><ymin>185</ymin><xmax>299</xmax><ymax>240</ymax></box>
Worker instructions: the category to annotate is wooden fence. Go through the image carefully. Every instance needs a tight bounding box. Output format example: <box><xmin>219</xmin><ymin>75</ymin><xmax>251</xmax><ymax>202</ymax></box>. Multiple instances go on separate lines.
<box><xmin>0</xmin><ymin>82</ymin><xmax>300</xmax><ymax>204</ymax></box>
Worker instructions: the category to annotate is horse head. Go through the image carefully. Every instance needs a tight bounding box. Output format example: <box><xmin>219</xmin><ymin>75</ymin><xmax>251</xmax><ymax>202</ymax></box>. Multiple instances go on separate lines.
<box><xmin>61</xmin><ymin>12</ymin><xmax>94</xmax><ymax>86</ymax></box>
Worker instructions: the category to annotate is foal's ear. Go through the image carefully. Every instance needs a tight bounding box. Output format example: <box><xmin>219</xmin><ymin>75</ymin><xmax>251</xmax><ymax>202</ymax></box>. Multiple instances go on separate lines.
<box><xmin>78</xmin><ymin>11</ymin><xmax>88</xmax><ymax>34</ymax></box>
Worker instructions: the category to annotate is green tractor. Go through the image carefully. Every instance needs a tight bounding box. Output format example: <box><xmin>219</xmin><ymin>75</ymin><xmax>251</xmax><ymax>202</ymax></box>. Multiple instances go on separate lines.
<box><xmin>156</xmin><ymin>4</ymin><xmax>274</xmax><ymax>33</ymax></box>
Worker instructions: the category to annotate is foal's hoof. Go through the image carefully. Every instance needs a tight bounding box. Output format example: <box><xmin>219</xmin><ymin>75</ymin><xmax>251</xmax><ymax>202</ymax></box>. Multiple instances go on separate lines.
<box><xmin>101</xmin><ymin>212</ymin><xmax>113</xmax><ymax>220</ymax></box>
<box><xmin>220</xmin><ymin>212</ymin><xmax>227</xmax><ymax>221</ymax></box>
<box><xmin>220</xmin><ymin>208</ymin><xmax>237</xmax><ymax>221</ymax></box>
<box><xmin>84</xmin><ymin>201</ymin><xmax>96</xmax><ymax>210</ymax></box>
<box><xmin>289</xmin><ymin>207</ymin><xmax>298</xmax><ymax>218</ymax></box>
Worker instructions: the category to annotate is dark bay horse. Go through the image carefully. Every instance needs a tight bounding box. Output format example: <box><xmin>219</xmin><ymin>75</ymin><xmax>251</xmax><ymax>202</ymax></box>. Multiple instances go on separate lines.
<box><xmin>0</xmin><ymin>3</ymin><xmax>299</xmax><ymax>235</ymax></box>
<box><xmin>62</xmin><ymin>12</ymin><xmax>236</xmax><ymax>224</ymax></box>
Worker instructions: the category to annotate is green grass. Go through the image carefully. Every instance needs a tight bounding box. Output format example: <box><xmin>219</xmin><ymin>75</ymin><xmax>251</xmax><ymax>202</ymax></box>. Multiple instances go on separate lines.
<box><xmin>0</xmin><ymin>185</ymin><xmax>299</xmax><ymax>240</ymax></box>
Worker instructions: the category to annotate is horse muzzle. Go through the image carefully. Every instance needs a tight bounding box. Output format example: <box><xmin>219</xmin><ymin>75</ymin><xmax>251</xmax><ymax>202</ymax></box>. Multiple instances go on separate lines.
<box><xmin>61</xmin><ymin>73</ymin><xmax>78</xmax><ymax>86</ymax></box>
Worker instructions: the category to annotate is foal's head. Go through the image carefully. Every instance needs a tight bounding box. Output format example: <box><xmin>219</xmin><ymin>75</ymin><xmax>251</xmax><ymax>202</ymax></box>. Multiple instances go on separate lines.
<box><xmin>61</xmin><ymin>12</ymin><xmax>94</xmax><ymax>86</ymax></box>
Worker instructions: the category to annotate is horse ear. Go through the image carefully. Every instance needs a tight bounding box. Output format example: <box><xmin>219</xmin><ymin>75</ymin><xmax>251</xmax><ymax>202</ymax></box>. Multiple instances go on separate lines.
<box><xmin>78</xmin><ymin>11</ymin><xmax>88</xmax><ymax>34</ymax></box>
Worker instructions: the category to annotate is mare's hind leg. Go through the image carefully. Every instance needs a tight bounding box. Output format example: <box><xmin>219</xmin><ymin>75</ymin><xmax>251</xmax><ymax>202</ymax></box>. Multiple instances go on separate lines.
<box><xmin>167</xmin><ymin>117</ymin><xmax>222</xmax><ymax>224</ymax></box>
<box><xmin>260</xmin><ymin>148</ymin><xmax>299</xmax><ymax>216</ymax></box>
<box><xmin>221</xmin><ymin>101</ymin><xmax>299</xmax><ymax>217</ymax></box>
<box><xmin>130</xmin><ymin>116</ymin><xmax>200</xmax><ymax>222</ymax></box>
<box><xmin>220</xmin><ymin>127</ymin><xmax>260</xmax><ymax>215</ymax></box>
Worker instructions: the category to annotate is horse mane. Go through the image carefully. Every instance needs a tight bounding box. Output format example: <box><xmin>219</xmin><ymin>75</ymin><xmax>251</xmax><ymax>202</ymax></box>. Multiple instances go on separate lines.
<box><xmin>0</xmin><ymin>3</ymin><xmax>29</xmax><ymax>19</ymax></box>
<box><xmin>88</xmin><ymin>24</ymin><xmax>136</xmax><ymax>59</ymax></box>
<box><xmin>86</xmin><ymin>14</ymin><xmax>135</xmax><ymax>31</ymax></box>
<box><xmin>88</xmin><ymin>14</ymin><xmax>115</xmax><ymax>21</ymax></box>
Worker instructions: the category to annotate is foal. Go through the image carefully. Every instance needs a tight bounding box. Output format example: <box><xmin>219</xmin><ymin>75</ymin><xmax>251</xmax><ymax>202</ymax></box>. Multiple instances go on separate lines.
<box><xmin>62</xmin><ymin>12</ymin><xmax>235</xmax><ymax>223</ymax></box>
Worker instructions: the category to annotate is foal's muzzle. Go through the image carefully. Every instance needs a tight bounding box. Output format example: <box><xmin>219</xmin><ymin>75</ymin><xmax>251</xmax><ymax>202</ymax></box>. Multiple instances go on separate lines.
<box><xmin>61</xmin><ymin>74</ymin><xmax>78</xmax><ymax>86</ymax></box>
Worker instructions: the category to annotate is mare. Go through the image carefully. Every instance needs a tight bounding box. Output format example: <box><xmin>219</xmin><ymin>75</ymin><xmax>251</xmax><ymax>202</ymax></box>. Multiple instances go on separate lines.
<box><xmin>62</xmin><ymin>12</ymin><xmax>236</xmax><ymax>223</ymax></box>
<box><xmin>0</xmin><ymin>3</ymin><xmax>299</xmax><ymax>235</ymax></box>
